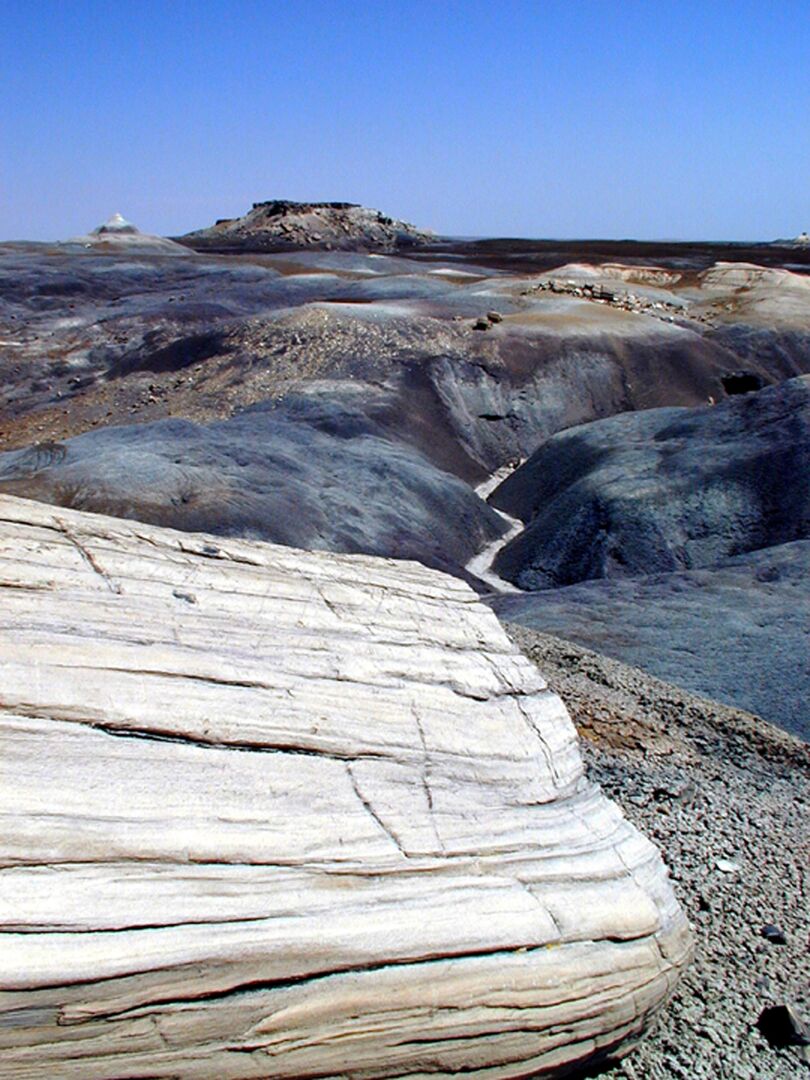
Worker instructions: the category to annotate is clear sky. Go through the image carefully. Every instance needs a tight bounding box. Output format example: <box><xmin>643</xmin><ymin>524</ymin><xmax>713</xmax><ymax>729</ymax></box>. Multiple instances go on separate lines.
<box><xmin>2</xmin><ymin>0</ymin><xmax>808</xmax><ymax>241</ymax></box>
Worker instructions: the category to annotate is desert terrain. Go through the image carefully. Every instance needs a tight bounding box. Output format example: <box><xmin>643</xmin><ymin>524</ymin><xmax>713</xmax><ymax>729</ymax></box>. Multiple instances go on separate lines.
<box><xmin>2</xmin><ymin>205</ymin><xmax>808</xmax><ymax>736</ymax></box>
<box><xmin>1</xmin><ymin>203</ymin><xmax>808</xmax><ymax>1076</ymax></box>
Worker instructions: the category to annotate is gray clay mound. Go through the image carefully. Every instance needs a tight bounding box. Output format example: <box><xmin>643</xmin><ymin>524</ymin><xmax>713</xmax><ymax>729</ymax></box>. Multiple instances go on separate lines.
<box><xmin>0</xmin><ymin>397</ymin><xmax>507</xmax><ymax>581</ymax></box>
<box><xmin>492</xmin><ymin>376</ymin><xmax>810</xmax><ymax>589</ymax></box>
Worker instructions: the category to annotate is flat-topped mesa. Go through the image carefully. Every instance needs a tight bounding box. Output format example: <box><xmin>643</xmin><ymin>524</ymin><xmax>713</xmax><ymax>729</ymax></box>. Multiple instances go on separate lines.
<box><xmin>252</xmin><ymin>199</ymin><xmax>361</xmax><ymax>214</ymax></box>
<box><xmin>179</xmin><ymin>198</ymin><xmax>436</xmax><ymax>252</ymax></box>
<box><xmin>0</xmin><ymin>494</ymin><xmax>691</xmax><ymax>1078</ymax></box>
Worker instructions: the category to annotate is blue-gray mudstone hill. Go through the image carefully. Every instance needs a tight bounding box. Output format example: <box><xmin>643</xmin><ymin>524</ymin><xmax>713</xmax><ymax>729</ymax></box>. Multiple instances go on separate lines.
<box><xmin>491</xmin><ymin>377</ymin><xmax>810</xmax><ymax>739</ymax></box>
<box><xmin>491</xmin><ymin>376</ymin><xmax>810</xmax><ymax>589</ymax></box>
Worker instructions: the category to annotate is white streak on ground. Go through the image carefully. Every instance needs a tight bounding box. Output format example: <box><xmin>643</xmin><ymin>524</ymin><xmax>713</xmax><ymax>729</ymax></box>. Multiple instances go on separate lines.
<box><xmin>466</xmin><ymin>464</ymin><xmax>525</xmax><ymax>595</ymax></box>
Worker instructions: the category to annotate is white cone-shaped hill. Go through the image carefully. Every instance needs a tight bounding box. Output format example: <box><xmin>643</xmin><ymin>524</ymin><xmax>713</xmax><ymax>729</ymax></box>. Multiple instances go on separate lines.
<box><xmin>91</xmin><ymin>212</ymin><xmax>139</xmax><ymax>236</ymax></box>
<box><xmin>62</xmin><ymin>213</ymin><xmax>192</xmax><ymax>255</ymax></box>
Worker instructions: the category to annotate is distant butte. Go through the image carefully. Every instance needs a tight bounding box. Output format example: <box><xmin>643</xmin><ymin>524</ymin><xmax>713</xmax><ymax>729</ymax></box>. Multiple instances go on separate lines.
<box><xmin>177</xmin><ymin>199</ymin><xmax>436</xmax><ymax>252</ymax></box>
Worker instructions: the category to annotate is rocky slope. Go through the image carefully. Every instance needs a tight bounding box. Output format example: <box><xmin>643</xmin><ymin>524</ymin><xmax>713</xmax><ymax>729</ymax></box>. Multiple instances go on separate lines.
<box><xmin>179</xmin><ymin>199</ymin><xmax>435</xmax><ymax>252</ymax></box>
<box><xmin>508</xmin><ymin>624</ymin><xmax>810</xmax><ymax>1079</ymax></box>
<box><xmin>3</xmin><ymin>248</ymin><xmax>807</xmax><ymax>465</ymax></box>
<box><xmin>0</xmin><ymin>494</ymin><xmax>690</xmax><ymax>1078</ymax></box>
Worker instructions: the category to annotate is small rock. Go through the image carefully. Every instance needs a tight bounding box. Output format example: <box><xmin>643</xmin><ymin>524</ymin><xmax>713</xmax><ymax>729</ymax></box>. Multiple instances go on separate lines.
<box><xmin>486</xmin><ymin>311</ymin><xmax>503</xmax><ymax>323</ymax></box>
<box><xmin>677</xmin><ymin>781</ymin><xmax>697</xmax><ymax>805</ymax></box>
<box><xmin>172</xmin><ymin>589</ymin><xmax>197</xmax><ymax>605</ymax></box>
<box><xmin>652</xmin><ymin>784</ymin><xmax>674</xmax><ymax>801</ymax></box>
<box><xmin>756</xmin><ymin>1003</ymin><xmax>810</xmax><ymax>1048</ymax></box>
<box><xmin>715</xmin><ymin>858</ymin><xmax>741</xmax><ymax>873</ymax></box>
<box><xmin>760</xmin><ymin>923</ymin><xmax>787</xmax><ymax>945</ymax></box>
<box><xmin>472</xmin><ymin>318</ymin><xmax>490</xmax><ymax>331</ymax></box>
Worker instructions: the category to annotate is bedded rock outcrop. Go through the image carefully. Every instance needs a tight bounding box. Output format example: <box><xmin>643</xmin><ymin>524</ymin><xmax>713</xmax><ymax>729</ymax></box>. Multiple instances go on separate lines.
<box><xmin>0</xmin><ymin>494</ymin><xmax>690</xmax><ymax>1078</ymax></box>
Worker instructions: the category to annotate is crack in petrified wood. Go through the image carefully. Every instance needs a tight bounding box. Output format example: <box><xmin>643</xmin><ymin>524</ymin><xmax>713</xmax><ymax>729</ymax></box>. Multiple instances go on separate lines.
<box><xmin>52</xmin><ymin>517</ymin><xmax>122</xmax><ymax>595</ymax></box>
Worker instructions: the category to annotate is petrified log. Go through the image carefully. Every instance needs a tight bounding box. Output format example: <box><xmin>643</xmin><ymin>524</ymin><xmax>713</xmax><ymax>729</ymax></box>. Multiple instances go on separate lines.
<box><xmin>0</xmin><ymin>495</ymin><xmax>691</xmax><ymax>1078</ymax></box>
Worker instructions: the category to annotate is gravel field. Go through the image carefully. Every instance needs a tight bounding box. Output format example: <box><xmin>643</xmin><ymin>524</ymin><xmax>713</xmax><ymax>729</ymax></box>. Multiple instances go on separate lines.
<box><xmin>508</xmin><ymin>624</ymin><xmax>809</xmax><ymax>1078</ymax></box>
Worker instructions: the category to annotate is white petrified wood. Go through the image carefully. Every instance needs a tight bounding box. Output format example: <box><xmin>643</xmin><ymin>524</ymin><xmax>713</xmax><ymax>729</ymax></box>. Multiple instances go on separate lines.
<box><xmin>0</xmin><ymin>494</ymin><xmax>691</xmax><ymax>1078</ymax></box>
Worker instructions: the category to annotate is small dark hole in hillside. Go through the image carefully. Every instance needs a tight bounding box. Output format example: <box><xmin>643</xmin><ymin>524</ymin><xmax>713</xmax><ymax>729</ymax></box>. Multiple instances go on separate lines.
<box><xmin>721</xmin><ymin>371</ymin><xmax>765</xmax><ymax>395</ymax></box>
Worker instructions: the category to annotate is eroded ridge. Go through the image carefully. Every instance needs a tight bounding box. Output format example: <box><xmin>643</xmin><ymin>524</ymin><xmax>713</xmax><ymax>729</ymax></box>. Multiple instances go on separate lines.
<box><xmin>0</xmin><ymin>494</ymin><xmax>691</xmax><ymax>1078</ymax></box>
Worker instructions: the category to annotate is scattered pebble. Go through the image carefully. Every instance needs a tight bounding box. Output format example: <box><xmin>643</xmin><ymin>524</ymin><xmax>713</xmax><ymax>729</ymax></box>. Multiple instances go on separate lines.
<box><xmin>715</xmin><ymin>857</ymin><xmax>742</xmax><ymax>873</ymax></box>
<box><xmin>757</xmin><ymin>1003</ymin><xmax>810</xmax><ymax>1048</ymax></box>
<box><xmin>761</xmin><ymin>924</ymin><xmax>788</xmax><ymax>945</ymax></box>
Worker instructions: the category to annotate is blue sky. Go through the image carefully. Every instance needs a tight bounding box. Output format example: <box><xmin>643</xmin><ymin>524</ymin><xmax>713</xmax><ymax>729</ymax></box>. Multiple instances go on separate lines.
<box><xmin>2</xmin><ymin>0</ymin><xmax>808</xmax><ymax>240</ymax></box>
